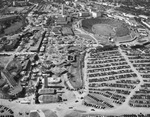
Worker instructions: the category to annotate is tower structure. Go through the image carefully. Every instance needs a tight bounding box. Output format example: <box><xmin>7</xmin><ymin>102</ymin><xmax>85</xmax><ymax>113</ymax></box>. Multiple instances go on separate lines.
<box><xmin>62</xmin><ymin>4</ymin><xmax>65</xmax><ymax>16</ymax></box>
<box><xmin>13</xmin><ymin>1</ymin><xmax>16</xmax><ymax>6</ymax></box>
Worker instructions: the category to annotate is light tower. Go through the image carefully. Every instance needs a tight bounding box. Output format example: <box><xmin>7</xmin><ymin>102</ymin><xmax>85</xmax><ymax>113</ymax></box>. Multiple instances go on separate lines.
<box><xmin>13</xmin><ymin>0</ymin><xmax>16</xmax><ymax>6</ymax></box>
<box><xmin>62</xmin><ymin>4</ymin><xmax>65</xmax><ymax>16</ymax></box>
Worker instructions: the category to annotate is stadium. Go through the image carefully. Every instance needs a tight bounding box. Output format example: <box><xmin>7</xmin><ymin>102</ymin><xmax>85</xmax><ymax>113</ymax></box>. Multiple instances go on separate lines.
<box><xmin>81</xmin><ymin>17</ymin><xmax>135</xmax><ymax>44</ymax></box>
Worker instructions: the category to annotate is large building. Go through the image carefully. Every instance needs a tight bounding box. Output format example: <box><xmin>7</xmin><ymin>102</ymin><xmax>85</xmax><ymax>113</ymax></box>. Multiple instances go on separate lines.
<box><xmin>38</xmin><ymin>88</ymin><xmax>56</xmax><ymax>95</ymax></box>
<box><xmin>61</xmin><ymin>27</ymin><xmax>74</xmax><ymax>36</ymax></box>
<box><xmin>38</xmin><ymin>95</ymin><xmax>60</xmax><ymax>103</ymax></box>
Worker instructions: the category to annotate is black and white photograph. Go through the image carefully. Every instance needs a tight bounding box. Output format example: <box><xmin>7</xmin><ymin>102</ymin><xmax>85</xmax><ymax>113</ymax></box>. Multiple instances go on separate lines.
<box><xmin>0</xmin><ymin>0</ymin><xmax>150</xmax><ymax>117</ymax></box>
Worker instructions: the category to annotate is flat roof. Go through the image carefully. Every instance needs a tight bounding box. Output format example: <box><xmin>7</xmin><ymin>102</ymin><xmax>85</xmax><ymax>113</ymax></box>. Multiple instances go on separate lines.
<box><xmin>61</xmin><ymin>27</ymin><xmax>74</xmax><ymax>35</ymax></box>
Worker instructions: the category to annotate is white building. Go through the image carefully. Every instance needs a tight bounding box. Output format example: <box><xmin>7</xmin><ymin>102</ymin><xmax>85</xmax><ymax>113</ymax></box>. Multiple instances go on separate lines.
<box><xmin>79</xmin><ymin>12</ymin><xmax>90</xmax><ymax>17</ymax></box>
<box><xmin>139</xmin><ymin>15</ymin><xmax>149</xmax><ymax>19</ymax></box>
<box><xmin>91</xmin><ymin>11</ymin><xmax>101</xmax><ymax>18</ymax></box>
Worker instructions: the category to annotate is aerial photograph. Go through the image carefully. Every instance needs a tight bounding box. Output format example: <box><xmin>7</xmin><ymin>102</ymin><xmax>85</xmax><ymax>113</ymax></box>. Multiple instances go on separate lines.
<box><xmin>0</xmin><ymin>0</ymin><xmax>150</xmax><ymax>117</ymax></box>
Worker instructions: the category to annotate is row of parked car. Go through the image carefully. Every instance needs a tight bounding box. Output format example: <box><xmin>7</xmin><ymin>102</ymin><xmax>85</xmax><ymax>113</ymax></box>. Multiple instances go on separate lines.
<box><xmin>86</xmin><ymin>47</ymin><xmax>140</xmax><ymax>108</ymax></box>
<box><xmin>124</xmin><ymin>48</ymin><xmax>150</xmax><ymax>107</ymax></box>
<box><xmin>87</xmin><ymin>61</ymin><xmax>128</xmax><ymax>69</ymax></box>
<box><xmin>89</xmin><ymin>73</ymin><xmax>138</xmax><ymax>82</ymax></box>
<box><xmin>88</xmin><ymin>69</ymin><xmax>133</xmax><ymax>78</ymax></box>
<box><xmin>88</xmin><ymin>65</ymin><xmax>130</xmax><ymax>73</ymax></box>
<box><xmin>89</xmin><ymin>83</ymin><xmax>136</xmax><ymax>89</ymax></box>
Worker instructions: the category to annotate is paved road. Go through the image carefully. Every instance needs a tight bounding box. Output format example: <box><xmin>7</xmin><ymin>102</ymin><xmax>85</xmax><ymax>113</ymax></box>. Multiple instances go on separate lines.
<box><xmin>0</xmin><ymin>52</ymin><xmax>35</xmax><ymax>55</ymax></box>
<box><xmin>74</xmin><ymin>24</ymin><xmax>101</xmax><ymax>47</ymax></box>
<box><xmin>118</xmin><ymin>47</ymin><xmax>144</xmax><ymax>106</ymax></box>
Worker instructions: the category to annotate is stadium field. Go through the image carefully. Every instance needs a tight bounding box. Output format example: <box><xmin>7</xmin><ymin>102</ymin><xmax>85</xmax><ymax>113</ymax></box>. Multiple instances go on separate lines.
<box><xmin>82</xmin><ymin>17</ymin><xmax>132</xmax><ymax>43</ymax></box>
<box><xmin>92</xmin><ymin>24</ymin><xmax>115</xmax><ymax>36</ymax></box>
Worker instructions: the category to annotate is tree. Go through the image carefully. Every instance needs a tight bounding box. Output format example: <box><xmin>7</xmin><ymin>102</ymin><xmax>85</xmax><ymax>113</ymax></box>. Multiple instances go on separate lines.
<box><xmin>2</xmin><ymin>84</ymin><xmax>10</xmax><ymax>93</ymax></box>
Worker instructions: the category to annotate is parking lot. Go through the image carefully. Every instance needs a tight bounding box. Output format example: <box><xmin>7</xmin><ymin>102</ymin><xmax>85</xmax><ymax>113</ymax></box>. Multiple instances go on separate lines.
<box><xmin>122</xmin><ymin>46</ymin><xmax>150</xmax><ymax>108</ymax></box>
<box><xmin>83</xmin><ymin>46</ymin><xmax>141</xmax><ymax>109</ymax></box>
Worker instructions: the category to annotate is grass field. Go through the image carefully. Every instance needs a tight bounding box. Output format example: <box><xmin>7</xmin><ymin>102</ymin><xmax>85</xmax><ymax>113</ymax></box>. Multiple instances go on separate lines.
<box><xmin>92</xmin><ymin>24</ymin><xmax>115</xmax><ymax>36</ymax></box>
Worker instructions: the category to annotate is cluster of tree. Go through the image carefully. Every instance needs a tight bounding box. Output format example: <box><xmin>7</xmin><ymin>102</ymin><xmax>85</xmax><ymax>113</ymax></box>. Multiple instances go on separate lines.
<box><xmin>0</xmin><ymin>0</ymin><xmax>5</xmax><ymax>9</ymax></box>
